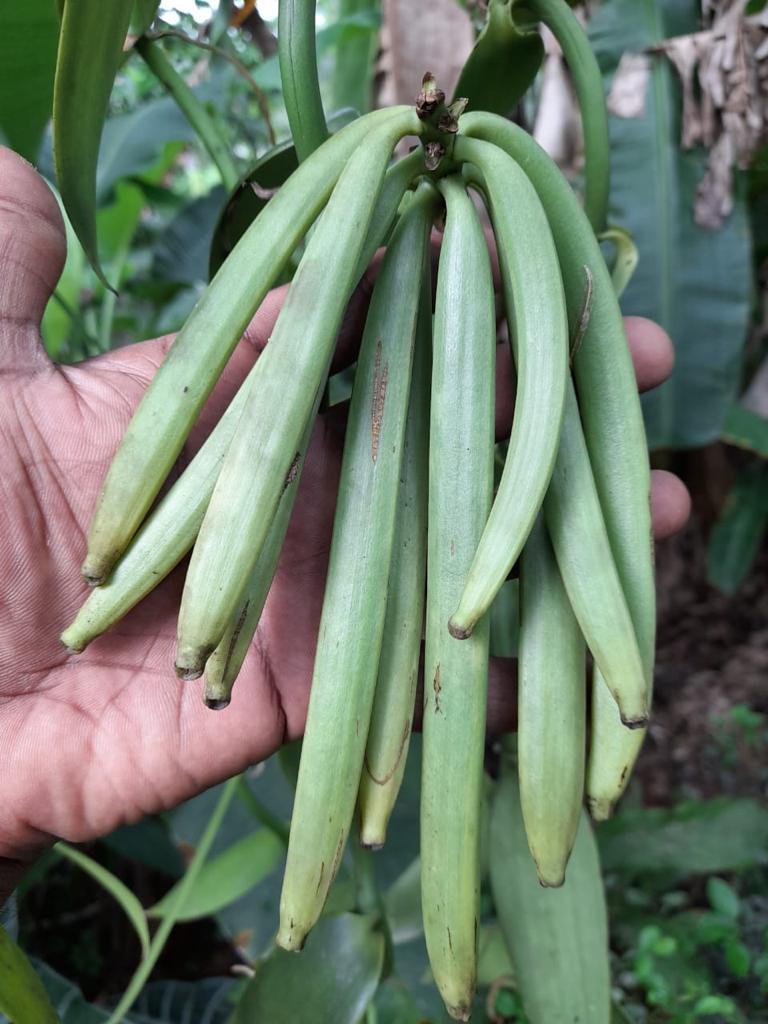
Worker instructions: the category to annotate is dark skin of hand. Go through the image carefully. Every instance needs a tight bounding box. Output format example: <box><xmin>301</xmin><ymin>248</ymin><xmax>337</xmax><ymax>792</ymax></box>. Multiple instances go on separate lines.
<box><xmin>0</xmin><ymin>147</ymin><xmax>690</xmax><ymax>900</ymax></box>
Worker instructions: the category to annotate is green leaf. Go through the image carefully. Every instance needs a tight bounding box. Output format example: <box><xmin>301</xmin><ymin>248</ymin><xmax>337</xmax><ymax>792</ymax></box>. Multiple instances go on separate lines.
<box><xmin>55</xmin><ymin>843</ymin><xmax>150</xmax><ymax>959</ymax></box>
<box><xmin>0</xmin><ymin>0</ymin><xmax>59</xmax><ymax>161</ymax></box>
<box><xmin>453</xmin><ymin>0</ymin><xmax>545</xmax><ymax>116</ymax></box>
<box><xmin>129</xmin><ymin>0</ymin><xmax>160</xmax><ymax>38</ymax></box>
<box><xmin>723</xmin><ymin>938</ymin><xmax>751</xmax><ymax>978</ymax></box>
<box><xmin>150</xmin><ymin>828</ymin><xmax>284</xmax><ymax>923</ymax></box>
<box><xmin>229</xmin><ymin>913</ymin><xmax>385</xmax><ymax>1024</ymax></box>
<box><xmin>722</xmin><ymin>404</ymin><xmax>768</xmax><ymax>458</ymax></box>
<box><xmin>131</xmin><ymin>978</ymin><xmax>237</xmax><ymax>1024</ymax></box>
<box><xmin>489</xmin><ymin>761</ymin><xmax>611</xmax><ymax>1024</ymax></box>
<box><xmin>0</xmin><ymin>925</ymin><xmax>60</xmax><ymax>1024</ymax></box>
<box><xmin>329</xmin><ymin>1</ymin><xmax>380</xmax><ymax>115</ymax></box>
<box><xmin>153</xmin><ymin>188</ymin><xmax>226</xmax><ymax>286</ymax></box>
<box><xmin>598</xmin><ymin>798</ymin><xmax>768</xmax><ymax>876</ymax></box>
<box><xmin>706</xmin><ymin>464</ymin><xmax>768</xmax><ymax>595</ymax></box>
<box><xmin>706</xmin><ymin>877</ymin><xmax>741</xmax><ymax>919</ymax></box>
<box><xmin>372</xmin><ymin>978</ymin><xmax>426</xmax><ymax>1024</ymax></box>
<box><xmin>52</xmin><ymin>0</ymin><xmax>134</xmax><ymax>287</ymax></box>
<box><xmin>589</xmin><ymin>0</ymin><xmax>752</xmax><ymax>449</ymax></box>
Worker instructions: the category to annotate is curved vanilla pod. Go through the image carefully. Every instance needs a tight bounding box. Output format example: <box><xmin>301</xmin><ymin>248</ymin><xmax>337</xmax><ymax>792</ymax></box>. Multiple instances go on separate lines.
<box><xmin>544</xmin><ymin>384</ymin><xmax>648</xmax><ymax>727</ymax></box>
<box><xmin>357</xmin><ymin>260</ymin><xmax>432</xmax><ymax>849</ymax></box>
<box><xmin>421</xmin><ymin>176</ymin><xmax>495</xmax><ymax>1022</ymax></box>
<box><xmin>526</xmin><ymin>0</ymin><xmax>610</xmax><ymax>231</ymax></box>
<box><xmin>82</xmin><ymin>105</ymin><xmax>413</xmax><ymax>586</ymax></box>
<box><xmin>448</xmin><ymin>135</ymin><xmax>569</xmax><ymax>638</ymax></box>
<box><xmin>60</xmin><ymin>387</ymin><xmax>248</xmax><ymax>654</ymax></box>
<box><xmin>459</xmin><ymin>112</ymin><xmax>654</xmax><ymax>814</ymax></box>
<box><xmin>175</xmin><ymin>112</ymin><xmax>421</xmax><ymax>680</ymax></box>
<box><xmin>276</xmin><ymin>184</ymin><xmax>435</xmax><ymax>952</ymax></box>
<box><xmin>59</xmin><ymin>154</ymin><xmax>421</xmax><ymax>655</ymax></box>
<box><xmin>518</xmin><ymin>516</ymin><xmax>586</xmax><ymax>887</ymax></box>
<box><xmin>201</xmin><ymin>418</ymin><xmax>315</xmax><ymax>709</ymax></box>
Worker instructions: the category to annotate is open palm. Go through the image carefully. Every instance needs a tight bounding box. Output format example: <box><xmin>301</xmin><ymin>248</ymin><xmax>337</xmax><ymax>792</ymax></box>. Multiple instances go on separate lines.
<box><xmin>0</xmin><ymin>146</ymin><xmax>689</xmax><ymax>871</ymax></box>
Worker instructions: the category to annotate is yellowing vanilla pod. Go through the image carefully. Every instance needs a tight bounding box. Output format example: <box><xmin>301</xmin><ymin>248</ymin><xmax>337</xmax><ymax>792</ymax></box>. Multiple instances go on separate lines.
<box><xmin>277</xmin><ymin>183</ymin><xmax>436</xmax><ymax>952</ymax></box>
<box><xmin>421</xmin><ymin>175</ymin><xmax>495</xmax><ymax>1023</ymax></box>
<box><xmin>82</xmin><ymin>105</ymin><xmax>413</xmax><ymax>586</ymax></box>
<box><xmin>449</xmin><ymin>135</ymin><xmax>569</xmax><ymax>640</ymax></box>
<box><xmin>175</xmin><ymin>112</ymin><xmax>421</xmax><ymax>680</ymax></box>
<box><xmin>357</xmin><ymin>258</ymin><xmax>432</xmax><ymax>850</ymax></box>
<box><xmin>518</xmin><ymin>515</ymin><xmax>586</xmax><ymax>887</ymax></box>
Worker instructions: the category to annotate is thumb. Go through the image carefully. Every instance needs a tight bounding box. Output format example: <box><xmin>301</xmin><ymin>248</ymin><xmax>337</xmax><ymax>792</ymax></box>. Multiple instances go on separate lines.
<box><xmin>0</xmin><ymin>147</ymin><xmax>66</xmax><ymax>371</ymax></box>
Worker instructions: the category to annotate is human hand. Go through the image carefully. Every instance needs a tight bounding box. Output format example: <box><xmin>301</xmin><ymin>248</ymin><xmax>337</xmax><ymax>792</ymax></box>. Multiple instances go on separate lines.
<box><xmin>0</xmin><ymin>147</ymin><xmax>689</xmax><ymax>883</ymax></box>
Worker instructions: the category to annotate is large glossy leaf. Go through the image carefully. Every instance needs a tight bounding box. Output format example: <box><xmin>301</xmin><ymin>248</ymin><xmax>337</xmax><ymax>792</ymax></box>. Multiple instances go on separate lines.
<box><xmin>52</xmin><ymin>0</ymin><xmax>134</xmax><ymax>286</ymax></box>
<box><xmin>722</xmin><ymin>404</ymin><xmax>768</xmax><ymax>458</ymax></box>
<box><xmin>589</xmin><ymin>0</ymin><xmax>752</xmax><ymax>449</ymax></box>
<box><xmin>453</xmin><ymin>0</ymin><xmax>544</xmax><ymax>115</ymax></box>
<box><xmin>0</xmin><ymin>0</ymin><xmax>59</xmax><ymax>161</ymax></box>
<box><xmin>131</xmin><ymin>979</ymin><xmax>237</xmax><ymax>1024</ymax></box>
<box><xmin>0</xmin><ymin>927</ymin><xmax>59</xmax><ymax>1024</ymax></box>
<box><xmin>154</xmin><ymin>188</ymin><xmax>226</xmax><ymax>286</ymax></box>
<box><xmin>598</xmin><ymin>798</ymin><xmax>768</xmax><ymax>876</ymax></box>
<box><xmin>706</xmin><ymin>462</ymin><xmax>768</xmax><ymax>593</ymax></box>
<box><xmin>149</xmin><ymin>828</ymin><xmax>284</xmax><ymax>923</ymax></box>
<box><xmin>230</xmin><ymin>913</ymin><xmax>385</xmax><ymax>1024</ymax></box>
<box><xmin>489</xmin><ymin>763</ymin><xmax>611</xmax><ymax>1024</ymax></box>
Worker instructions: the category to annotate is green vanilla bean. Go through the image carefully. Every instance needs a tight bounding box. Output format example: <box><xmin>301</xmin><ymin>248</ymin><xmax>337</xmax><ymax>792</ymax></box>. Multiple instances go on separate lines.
<box><xmin>82</xmin><ymin>105</ymin><xmax>412</xmax><ymax>587</ymax></box>
<box><xmin>449</xmin><ymin>135</ymin><xmax>569</xmax><ymax>638</ymax></box>
<box><xmin>357</xmin><ymin>258</ymin><xmax>432</xmax><ymax>849</ymax></box>
<box><xmin>135</xmin><ymin>36</ymin><xmax>239</xmax><ymax>192</ymax></box>
<box><xmin>527</xmin><ymin>0</ymin><xmax>610</xmax><ymax>231</ymax></box>
<box><xmin>175</xmin><ymin>110</ymin><xmax>422</xmax><ymax>680</ymax></box>
<box><xmin>202</xmin><ymin>415</ymin><xmax>315</xmax><ymax>710</ymax></box>
<box><xmin>278</xmin><ymin>0</ymin><xmax>328</xmax><ymax>162</ymax></box>
<box><xmin>544</xmin><ymin>384</ymin><xmax>649</xmax><ymax>727</ymax></box>
<box><xmin>460</xmin><ymin>112</ymin><xmax>654</xmax><ymax>815</ymax></box>
<box><xmin>276</xmin><ymin>184</ymin><xmax>435</xmax><ymax>951</ymax></box>
<box><xmin>421</xmin><ymin>176</ymin><xmax>495</xmax><ymax>1023</ymax></box>
<box><xmin>518</xmin><ymin>515</ymin><xmax>586</xmax><ymax>887</ymax></box>
<box><xmin>60</xmin><ymin>151</ymin><xmax>421</xmax><ymax>654</ymax></box>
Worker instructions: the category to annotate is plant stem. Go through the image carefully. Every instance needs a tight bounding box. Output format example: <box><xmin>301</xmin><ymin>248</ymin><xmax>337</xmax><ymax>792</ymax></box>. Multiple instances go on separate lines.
<box><xmin>278</xmin><ymin>0</ymin><xmax>328</xmax><ymax>162</ymax></box>
<box><xmin>527</xmin><ymin>0</ymin><xmax>609</xmax><ymax>231</ymax></box>
<box><xmin>105</xmin><ymin>775</ymin><xmax>239</xmax><ymax>1024</ymax></box>
<box><xmin>135</xmin><ymin>36</ymin><xmax>240</xmax><ymax>192</ymax></box>
<box><xmin>236</xmin><ymin>776</ymin><xmax>290</xmax><ymax>846</ymax></box>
